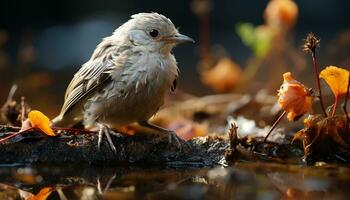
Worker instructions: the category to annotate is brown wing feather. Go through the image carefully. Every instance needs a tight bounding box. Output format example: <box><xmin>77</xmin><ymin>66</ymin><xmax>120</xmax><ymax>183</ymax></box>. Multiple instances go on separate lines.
<box><xmin>59</xmin><ymin>43</ymin><xmax>130</xmax><ymax>117</ymax></box>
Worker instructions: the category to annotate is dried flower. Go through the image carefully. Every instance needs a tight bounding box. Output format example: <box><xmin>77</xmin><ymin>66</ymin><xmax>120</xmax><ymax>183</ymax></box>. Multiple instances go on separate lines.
<box><xmin>264</xmin><ymin>72</ymin><xmax>313</xmax><ymax>142</ymax></box>
<box><xmin>302</xmin><ymin>32</ymin><xmax>320</xmax><ymax>54</ymax></box>
<box><xmin>303</xmin><ymin>32</ymin><xmax>327</xmax><ymax>116</ymax></box>
<box><xmin>278</xmin><ymin>72</ymin><xmax>313</xmax><ymax>121</ymax></box>
<box><xmin>1</xmin><ymin>86</ymin><xmax>32</xmax><ymax>126</ymax></box>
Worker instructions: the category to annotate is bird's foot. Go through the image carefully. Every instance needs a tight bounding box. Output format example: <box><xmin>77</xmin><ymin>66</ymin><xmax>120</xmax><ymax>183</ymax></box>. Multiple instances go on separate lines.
<box><xmin>139</xmin><ymin>121</ymin><xmax>188</xmax><ymax>150</ymax></box>
<box><xmin>97</xmin><ymin>123</ymin><xmax>123</xmax><ymax>155</ymax></box>
<box><xmin>97</xmin><ymin>173</ymin><xmax>117</xmax><ymax>194</ymax></box>
<box><xmin>159</xmin><ymin>130</ymin><xmax>192</xmax><ymax>152</ymax></box>
<box><xmin>167</xmin><ymin>130</ymin><xmax>185</xmax><ymax>147</ymax></box>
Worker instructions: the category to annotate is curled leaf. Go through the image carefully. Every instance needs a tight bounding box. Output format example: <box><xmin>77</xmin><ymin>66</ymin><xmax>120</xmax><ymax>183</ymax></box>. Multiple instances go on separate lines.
<box><xmin>28</xmin><ymin>110</ymin><xmax>56</xmax><ymax>136</ymax></box>
<box><xmin>278</xmin><ymin>72</ymin><xmax>313</xmax><ymax>121</ymax></box>
<box><xmin>28</xmin><ymin>187</ymin><xmax>54</xmax><ymax>200</ymax></box>
<box><xmin>293</xmin><ymin>115</ymin><xmax>350</xmax><ymax>160</ymax></box>
<box><xmin>292</xmin><ymin>130</ymin><xmax>306</xmax><ymax>144</ymax></box>
<box><xmin>319</xmin><ymin>66</ymin><xmax>350</xmax><ymax>98</ymax></box>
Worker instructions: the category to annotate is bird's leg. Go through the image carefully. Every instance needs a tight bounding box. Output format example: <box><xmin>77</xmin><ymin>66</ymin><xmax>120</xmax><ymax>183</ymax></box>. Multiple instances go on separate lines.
<box><xmin>97</xmin><ymin>126</ymin><xmax>103</xmax><ymax>151</ymax></box>
<box><xmin>138</xmin><ymin>121</ymin><xmax>185</xmax><ymax>148</ymax></box>
<box><xmin>96</xmin><ymin>123</ymin><xmax>118</xmax><ymax>155</ymax></box>
<box><xmin>97</xmin><ymin>173</ymin><xmax>117</xmax><ymax>194</ymax></box>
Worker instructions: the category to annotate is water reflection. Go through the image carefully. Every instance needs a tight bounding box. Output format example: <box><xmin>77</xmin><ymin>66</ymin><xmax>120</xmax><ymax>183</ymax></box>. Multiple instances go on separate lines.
<box><xmin>0</xmin><ymin>162</ymin><xmax>349</xmax><ymax>200</ymax></box>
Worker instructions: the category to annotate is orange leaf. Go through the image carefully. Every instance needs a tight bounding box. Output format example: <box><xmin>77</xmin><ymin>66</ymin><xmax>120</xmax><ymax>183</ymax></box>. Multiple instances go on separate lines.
<box><xmin>319</xmin><ymin>66</ymin><xmax>350</xmax><ymax>98</ymax></box>
<box><xmin>28</xmin><ymin>187</ymin><xmax>54</xmax><ymax>200</ymax></box>
<box><xmin>201</xmin><ymin>57</ymin><xmax>242</xmax><ymax>92</ymax></box>
<box><xmin>278</xmin><ymin>72</ymin><xmax>313</xmax><ymax>121</ymax></box>
<box><xmin>28</xmin><ymin>110</ymin><xmax>56</xmax><ymax>136</ymax></box>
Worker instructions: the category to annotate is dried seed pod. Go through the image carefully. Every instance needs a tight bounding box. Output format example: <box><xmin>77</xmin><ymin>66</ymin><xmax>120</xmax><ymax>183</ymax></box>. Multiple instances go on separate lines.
<box><xmin>302</xmin><ymin>32</ymin><xmax>320</xmax><ymax>54</ymax></box>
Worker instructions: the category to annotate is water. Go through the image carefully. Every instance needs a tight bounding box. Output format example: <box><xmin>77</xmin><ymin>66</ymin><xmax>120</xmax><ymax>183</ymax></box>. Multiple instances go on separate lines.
<box><xmin>0</xmin><ymin>162</ymin><xmax>349</xmax><ymax>200</ymax></box>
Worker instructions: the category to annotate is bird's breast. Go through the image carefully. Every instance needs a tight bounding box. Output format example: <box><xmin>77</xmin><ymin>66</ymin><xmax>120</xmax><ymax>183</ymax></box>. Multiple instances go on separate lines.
<box><xmin>98</xmin><ymin>53</ymin><xmax>178</xmax><ymax>124</ymax></box>
<box><xmin>115</xmin><ymin>52</ymin><xmax>178</xmax><ymax>96</ymax></box>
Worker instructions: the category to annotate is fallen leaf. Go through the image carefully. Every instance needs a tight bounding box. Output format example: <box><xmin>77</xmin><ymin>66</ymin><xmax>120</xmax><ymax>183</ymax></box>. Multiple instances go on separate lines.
<box><xmin>278</xmin><ymin>72</ymin><xmax>313</xmax><ymax>121</ymax></box>
<box><xmin>319</xmin><ymin>66</ymin><xmax>350</xmax><ymax>98</ymax></box>
<box><xmin>291</xmin><ymin>131</ymin><xmax>303</xmax><ymax>143</ymax></box>
<box><xmin>28</xmin><ymin>187</ymin><xmax>54</xmax><ymax>200</ymax></box>
<box><xmin>115</xmin><ymin>125</ymin><xmax>137</xmax><ymax>136</ymax></box>
<box><xmin>28</xmin><ymin>110</ymin><xmax>56</xmax><ymax>136</ymax></box>
<box><xmin>201</xmin><ymin>57</ymin><xmax>242</xmax><ymax>92</ymax></box>
<box><xmin>294</xmin><ymin>115</ymin><xmax>350</xmax><ymax>160</ymax></box>
<box><xmin>170</xmin><ymin>121</ymin><xmax>208</xmax><ymax>141</ymax></box>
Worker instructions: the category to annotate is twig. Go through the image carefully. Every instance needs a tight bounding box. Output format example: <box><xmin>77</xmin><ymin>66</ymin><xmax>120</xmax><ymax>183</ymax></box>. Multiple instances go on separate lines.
<box><xmin>0</xmin><ymin>127</ymin><xmax>34</xmax><ymax>143</ymax></box>
<box><xmin>6</xmin><ymin>84</ymin><xmax>17</xmax><ymax>103</ymax></box>
<box><xmin>0</xmin><ymin>126</ymin><xmax>97</xmax><ymax>144</ymax></box>
<box><xmin>311</xmin><ymin>52</ymin><xmax>327</xmax><ymax>117</ymax></box>
<box><xmin>20</xmin><ymin>96</ymin><xmax>26</xmax><ymax>122</ymax></box>
<box><xmin>303</xmin><ymin>33</ymin><xmax>327</xmax><ymax>117</ymax></box>
<box><xmin>228</xmin><ymin>122</ymin><xmax>239</xmax><ymax>149</ymax></box>
<box><xmin>263</xmin><ymin>111</ymin><xmax>286</xmax><ymax>142</ymax></box>
<box><xmin>332</xmin><ymin>95</ymin><xmax>340</xmax><ymax>117</ymax></box>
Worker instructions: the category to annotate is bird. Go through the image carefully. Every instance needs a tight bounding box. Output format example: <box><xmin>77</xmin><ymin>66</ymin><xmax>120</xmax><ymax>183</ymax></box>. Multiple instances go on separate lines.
<box><xmin>51</xmin><ymin>12</ymin><xmax>194</xmax><ymax>154</ymax></box>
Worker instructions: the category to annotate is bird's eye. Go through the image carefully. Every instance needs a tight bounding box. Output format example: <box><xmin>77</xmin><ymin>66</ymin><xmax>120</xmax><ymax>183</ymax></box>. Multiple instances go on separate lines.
<box><xmin>149</xmin><ymin>29</ymin><xmax>159</xmax><ymax>38</ymax></box>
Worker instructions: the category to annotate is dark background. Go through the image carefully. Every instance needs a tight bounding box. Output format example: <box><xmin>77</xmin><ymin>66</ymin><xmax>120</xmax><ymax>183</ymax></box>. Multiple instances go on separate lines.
<box><xmin>0</xmin><ymin>0</ymin><xmax>349</xmax><ymax>116</ymax></box>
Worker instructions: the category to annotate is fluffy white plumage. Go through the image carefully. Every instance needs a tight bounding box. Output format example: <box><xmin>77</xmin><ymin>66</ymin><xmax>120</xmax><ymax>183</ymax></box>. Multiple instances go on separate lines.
<box><xmin>52</xmin><ymin>12</ymin><xmax>194</xmax><ymax>152</ymax></box>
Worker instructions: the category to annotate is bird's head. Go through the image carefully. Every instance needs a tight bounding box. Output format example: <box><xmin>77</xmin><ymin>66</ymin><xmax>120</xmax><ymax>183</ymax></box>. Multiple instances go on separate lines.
<box><xmin>114</xmin><ymin>12</ymin><xmax>194</xmax><ymax>54</ymax></box>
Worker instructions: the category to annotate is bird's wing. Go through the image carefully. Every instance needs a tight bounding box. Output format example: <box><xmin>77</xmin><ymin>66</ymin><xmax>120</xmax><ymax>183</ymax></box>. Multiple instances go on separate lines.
<box><xmin>59</xmin><ymin>45</ymin><xmax>130</xmax><ymax>117</ymax></box>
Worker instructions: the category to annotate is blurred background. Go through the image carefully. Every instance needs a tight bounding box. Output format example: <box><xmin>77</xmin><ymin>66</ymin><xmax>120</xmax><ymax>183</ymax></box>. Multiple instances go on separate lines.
<box><xmin>0</xmin><ymin>0</ymin><xmax>349</xmax><ymax>117</ymax></box>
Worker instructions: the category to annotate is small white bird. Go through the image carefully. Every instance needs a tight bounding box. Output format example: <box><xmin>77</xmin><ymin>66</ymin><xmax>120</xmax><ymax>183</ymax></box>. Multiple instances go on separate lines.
<box><xmin>52</xmin><ymin>13</ymin><xmax>194</xmax><ymax>153</ymax></box>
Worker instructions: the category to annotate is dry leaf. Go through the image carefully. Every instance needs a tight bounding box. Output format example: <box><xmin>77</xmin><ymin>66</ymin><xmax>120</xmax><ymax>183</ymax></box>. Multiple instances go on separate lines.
<box><xmin>319</xmin><ymin>66</ymin><xmax>350</xmax><ymax>98</ymax></box>
<box><xmin>115</xmin><ymin>125</ymin><xmax>137</xmax><ymax>136</ymax></box>
<box><xmin>28</xmin><ymin>187</ymin><xmax>54</xmax><ymax>200</ymax></box>
<box><xmin>293</xmin><ymin>115</ymin><xmax>350</xmax><ymax>160</ymax></box>
<box><xmin>171</xmin><ymin>121</ymin><xmax>208</xmax><ymax>140</ymax></box>
<box><xmin>28</xmin><ymin>110</ymin><xmax>56</xmax><ymax>136</ymax></box>
<box><xmin>201</xmin><ymin>57</ymin><xmax>242</xmax><ymax>92</ymax></box>
<box><xmin>278</xmin><ymin>72</ymin><xmax>313</xmax><ymax>121</ymax></box>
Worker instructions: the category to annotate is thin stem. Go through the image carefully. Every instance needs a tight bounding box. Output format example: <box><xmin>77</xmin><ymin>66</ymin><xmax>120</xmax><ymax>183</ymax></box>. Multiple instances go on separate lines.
<box><xmin>332</xmin><ymin>95</ymin><xmax>340</xmax><ymax>117</ymax></box>
<box><xmin>264</xmin><ymin>111</ymin><xmax>286</xmax><ymax>142</ymax></box>
<box><xmin>344</xmin><ymin>73</ymin><xmax>350</xmax><ymax>131</ymax></box>
<box><xmin>311</xmin><ymin>52</ymin><xmax>327</xmax><ymax>117</ymax></box>
<box><xmin>20</xmin><ymin>96</ymin><xmax>25</xmax><ymax>122</ymax></box>
<box><xmin>0</xmin><ymin>126</ymin><xmax>97</xmax><ymax>143</ymax></box>
<box><xmin>6</xmin><ymin>84</ymin><xmax>17</xmax><ymax>102</ymax></box>
<box><xmin>0</xmin><ymin>127</ymin><xmax>34</xmax><ymax>143</ymax></box>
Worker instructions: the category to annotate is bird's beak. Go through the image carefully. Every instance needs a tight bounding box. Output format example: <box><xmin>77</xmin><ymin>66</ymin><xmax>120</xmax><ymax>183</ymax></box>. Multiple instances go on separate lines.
<box><xmin>164</xmin><ymin>34</ymin><xmax>195</xmax><ymax>44</ymax></box>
